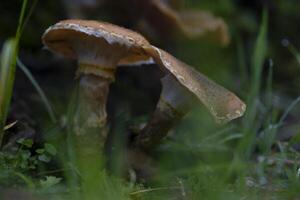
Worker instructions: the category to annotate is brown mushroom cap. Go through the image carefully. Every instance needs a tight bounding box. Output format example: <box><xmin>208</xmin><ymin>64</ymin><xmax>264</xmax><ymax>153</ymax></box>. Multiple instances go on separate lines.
<box><xmin>178</xmin><ymin>10</ymin><xmax>230</xmax><ymax>46</ymax></box>
<box><xmin>145</xmin><ymin>0</ymin><xmax>230</xmax><ymax>46</ymax></box>
<box><xmin>143</xmin><ymin>45</ymin><xmax>246</xmax><ymax>123</ymax></box>
<box><xmin>42</xmin><ymin>19</ymin><xmax>150</xmax><ymax>79</ymax></box>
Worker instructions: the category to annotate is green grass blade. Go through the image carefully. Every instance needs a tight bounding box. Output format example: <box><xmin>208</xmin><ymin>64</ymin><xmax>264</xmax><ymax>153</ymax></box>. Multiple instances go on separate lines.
<box><xmin>288</xmin><ymin>45</ymin><xmax>300</xmax><ymax>65</ymax></box>
<box><xmin>238</xmin><ymin>9</ymin><xmax>268</xmax><ymax>158</ymax></box>
<box><xmin>65</xmin><ymin>86</ymin><xmax>80</xmax><ymax>196</ymax></box>
<box><xmin>20</xmin><ymin>0</ymin><xmax>39</xmax><ymax>37</ymax></box>
<box><xmin>0</xmin><ymin>0</ymin><xmax>29</xmax><ymax>147</ymax></box>
<box><xmin>17</xmin><ymin>58</ymin><xmax>57</xmax><ymax>123</ymax></box>
<box><xmin>278</xmin><ymin>96</ymin><xmax>300</xmax><ymax>127</ymax></box>
<box><xmin>258</xmin><ymin>62</ymin><xmax>278</xmax><ymax>154</ymax></box>
<box><xmin>266</xmin><ymin>60</ymin><xmax>273</xmax><ymax>110</ymax></box>
<box><xmin>247</xmin><ymin>9</ymin><xmax>268</xmax><ymax>123</ymax></box>
<box><xmin>0</xmin><ymin>39</ymin><xmax>18</xmax><ymax>146</ymax></box>
<box><xmin>15</xmin><ymin>0</ymin><xmax>28</xmax><ymax>41</ymax></box>
<box><xmin>282</xmin><ymin>39</ymin><xmax>300</xmax><ymax>65</ymax></box>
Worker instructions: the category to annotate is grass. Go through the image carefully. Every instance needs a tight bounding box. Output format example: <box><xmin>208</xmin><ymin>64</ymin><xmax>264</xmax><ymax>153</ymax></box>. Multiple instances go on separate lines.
<box><xmin>0</xmin><ymin>39</ymin><xmax>18</xmax><ymax>146</ymax></box>
<box><xmin>282</xmin><ymin>39</ymin><xmax>300</xmax><ymax>65</ymax></box>
<box><xmin>0</xmin><ymin>0</ymin><xmax>29</xmax><ymax>147</ymax></box>
<box><xmin>238</xmin><ymin>9</ymin><xmax>268</xmax><ymax>158</ymax></box>
<box><xmin>17</xmin><ymin>58</ymin><xmax>57</xmax><ymax>123</ymax></box>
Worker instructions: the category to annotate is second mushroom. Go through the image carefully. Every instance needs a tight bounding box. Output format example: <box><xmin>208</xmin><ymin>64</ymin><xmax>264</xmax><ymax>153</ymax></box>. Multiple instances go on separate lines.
<box><xmin>134</xmin><ymin>47</ymin><xmax>246</xmax><ymax>149</ymax></box>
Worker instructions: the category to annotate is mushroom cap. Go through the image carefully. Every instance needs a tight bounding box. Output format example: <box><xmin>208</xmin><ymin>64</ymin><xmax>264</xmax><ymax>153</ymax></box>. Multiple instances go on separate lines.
<box><xmin>143</xmin><ymin>45</ymin><xmax>246</xmax><ymax>123</ymax></box>
<box><xmin>145</xmin><ymin>0</ymin><xmax>230</xmax><ymax>46</ymax></box>
<box><xmin>178</xmin><ymin>10</ymin><xmax>230</xmax><ymax>46</ymax></box>
<box><xmin>42</xmin><ymin>19</ymin><xmax>150</xmax><ymax>63</ymax></box>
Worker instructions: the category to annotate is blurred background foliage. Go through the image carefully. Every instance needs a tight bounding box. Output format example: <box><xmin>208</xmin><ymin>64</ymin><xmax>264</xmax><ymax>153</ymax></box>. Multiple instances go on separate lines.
<box><xmin>1</xmin><ymin>0</ymin><xmax>300</xmax><ymax>199</ymax></box>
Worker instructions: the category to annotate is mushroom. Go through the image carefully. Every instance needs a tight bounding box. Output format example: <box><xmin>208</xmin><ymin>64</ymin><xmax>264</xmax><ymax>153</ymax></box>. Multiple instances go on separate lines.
<box><xmin>42</xmin><ymin>20</ymin><xmax>151</xmax><ymax>134</ymax></box>
<box><xmin>140</xmin><ymin>0</ymin><xmax>230</xmax><ymax>45</ymax></box>
<box><xmin>43</xmin><ymin>19</ymin><xmax>245</xmax><ymax>157</ymax></box>
<box><xmin>134</xmin><ymin>46</ymin><xmax>246</xmax><ymax>149</ymax></box>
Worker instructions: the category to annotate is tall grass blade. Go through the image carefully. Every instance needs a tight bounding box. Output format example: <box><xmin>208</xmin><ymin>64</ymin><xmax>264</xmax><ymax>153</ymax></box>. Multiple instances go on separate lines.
<box><xmin>238</xmin><ymin>9</ymin><xmax>268</xmax><ymax>157</ymax></box>
<box><xmin>266</xmin><ymin>60</ymin><xmax>273</xmax><ymax>110</ymax></box>
<box><xmin>282</xmin><ymin>39</ymin><xmax>300</xmax><ymax>65</ymax></box>
<box><xmin>61</xmin><ymin>86</ymin><xmax>80</xmax><ymax>198</ymax></box>
<box><xmin>278</xmin><ymin>96</ymin><xmax>300</xmax><ymax>127</ymax></box>
<box><xmin>15</xmin><ymin>0</ymin><xmax>28</xmax><ymax>41</ymax></box>
<box><xmin>17</xmin><ymin>59</ymin><xmax>57</xmax><ymax>123</ymax></box>
<box><xmin>0</xmin><ymin>39</ymin><xmax>18</xmax><ymax>146</ymax></box>
<box><xmin>0</xmin><ymin>0</ymin><xmax>29</xmax><ymax>147</ymax></box>
<box><xmin>258</xmin><ymin>62</ymin><xmax>278</xmax><ymax>154</ymax></box>
<box><xmin>20</xmin><ymin>0</ymin><xmax>39</xmax><ymax>36</ymax></box>
<box><xmin>288</xmin><ymin>45</ymin><xmax>300</xmax><ymax>65</ymax></box>
<box><xmin>247</xmin><ymin>9</ymin><xmax>268</xmax><ymax>124</ymax></box>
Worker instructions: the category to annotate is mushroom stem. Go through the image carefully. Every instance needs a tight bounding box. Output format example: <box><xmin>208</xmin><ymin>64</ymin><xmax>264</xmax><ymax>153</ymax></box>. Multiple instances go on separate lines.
<box><xmin>74</xmin><ymin>73</ymin><xmax>112</xmax><ymax>136</ymax></box>
<box><xmin>72</xmin><ymin>73</ymin><xmax>111</xmax><ymax>192</ymax></box>
<box><xmin>134</xmin><ymin>74</ymin><xmax>193</xmax><ymax>150</ymax></box>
